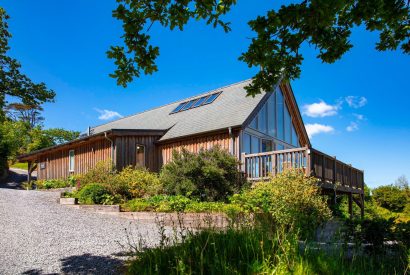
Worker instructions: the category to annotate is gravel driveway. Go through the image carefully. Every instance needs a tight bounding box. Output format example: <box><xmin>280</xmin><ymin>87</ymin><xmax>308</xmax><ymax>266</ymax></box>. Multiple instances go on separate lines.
<box><xmin>0</xmin><ymin>188</ymin><xmax>163</xmax><ymax>275</ymax></box>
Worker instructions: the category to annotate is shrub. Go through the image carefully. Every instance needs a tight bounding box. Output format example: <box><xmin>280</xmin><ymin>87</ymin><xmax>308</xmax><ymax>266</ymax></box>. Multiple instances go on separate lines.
<box><xmin>35</xmin><ymin>179</ymin><xmax>70</xmax><ymax>189</ymax></box>
<box><xmin>77</xmin><ymin>183</ymin><xmax>111</xmax><ymax>204</ymax></box>
<box><xmin>121</xmin><ymin>195</ymin><xmax>244</xmax><ymax>214</ymax></box>
<box><xmin>112</xmin><ymin>167</ymin><xmax>162</xmax><ymax>199</ymax></box>
<box><xmin>373</xmin><ymin>185</ymin><xmax>408</xmax><ymax>212</ymax></box>
<box><xmin>76</xmin><ymin>160</ymin><xmax>114</xmax><ymax>188</ymax></box>
<box><xmin>160</xmin><ymin>146</ymin><xmax>247</xmax><ymax>202</ymax></box>
<box><xmin>231</xmin><ymin>170</ymin><xmax>332</xmax><ymax>238</ymax></box>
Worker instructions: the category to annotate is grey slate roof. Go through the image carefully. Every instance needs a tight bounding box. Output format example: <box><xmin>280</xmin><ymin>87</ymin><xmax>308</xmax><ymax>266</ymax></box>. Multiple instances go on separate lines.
<box><xmin>91</xmin><ymin>79</ymin><xmax>266</xmax><ymax>141</ymax></box>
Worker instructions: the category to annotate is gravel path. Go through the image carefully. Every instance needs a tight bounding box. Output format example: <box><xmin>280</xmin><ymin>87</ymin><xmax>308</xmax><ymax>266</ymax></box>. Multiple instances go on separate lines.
<box><xmin>0</xmin><ymin>188</ymin><xmax>163</xmax><ymax>275</ymax></box>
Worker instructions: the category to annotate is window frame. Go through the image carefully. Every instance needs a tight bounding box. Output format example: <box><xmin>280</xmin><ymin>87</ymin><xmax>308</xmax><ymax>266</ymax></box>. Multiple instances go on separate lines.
<box><xmin>135</xmin><ymin>144</ymin><xmax>146</xmax><ymax>167</ymax></box>
<box><xmin>202</xmin><ymin>92</ymin><xmax>221</xmax><ymax>105</ymax></box>
<box><xmin>180</xmin><ymin>99</ymin><xmax>197</xmax><ymax>111</ymax></box>
<box><xmin>68</xmin><ymin>150</ymin><xmax>75</xmax><ymax>172</ymax></box>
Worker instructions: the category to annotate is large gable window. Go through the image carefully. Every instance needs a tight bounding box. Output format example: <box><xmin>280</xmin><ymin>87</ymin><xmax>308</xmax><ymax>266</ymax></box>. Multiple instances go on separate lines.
<box><xmin>69</xmin><ymin>150</ymin><xmax>75</xmax><ymax>172</ymax></box>
<box><xmin>244</xmin><ymin>86</ymin><xmax>301</xmax><ymax>153</ymax></box>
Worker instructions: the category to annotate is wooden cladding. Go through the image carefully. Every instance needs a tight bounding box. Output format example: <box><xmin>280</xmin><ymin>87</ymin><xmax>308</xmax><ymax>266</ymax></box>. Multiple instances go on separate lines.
<box><xmin>115</xmin><ymin>135</ymin><xmax>160</xmax><ymax>172</ymax></box>
<box><xmin>37</xmin><ymin>138</ymin><xmax>111</xmax><ymax>180</ymax></box>
<box><xmin>159</xmin><ymin>131</ymin><xmax>240</xmax><ymax>166</ymax></box>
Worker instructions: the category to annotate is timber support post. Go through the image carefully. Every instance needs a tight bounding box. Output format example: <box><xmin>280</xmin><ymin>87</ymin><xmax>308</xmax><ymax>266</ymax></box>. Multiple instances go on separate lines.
<box><xmin>27</xmin><ymin>161</ymin><xmax>32</xmax><ymax>185</ymax></box>
<box><xmin>27</xmin><ymin>161</ymin><xmax>37</xmax><ymax>187</ymax></box>
<box><xmin>360</xmin><ymin>193</ymin><xmax>365</xmax><ymax>219</ymax></box>
<box><xmin>348</xmin><ymin>193</ymin><xmax>353</xmax><ymax>219</ymax></box>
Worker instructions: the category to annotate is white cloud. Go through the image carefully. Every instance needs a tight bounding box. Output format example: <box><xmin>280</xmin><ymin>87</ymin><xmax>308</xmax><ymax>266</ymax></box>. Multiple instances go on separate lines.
<box><xmin>345</xmin><ymin>96</ymin><xmax>367</xmax><ymax>108</ymax></box>
<box><xmin>94</xmin><ymin>108</ymin><xmax>123</xmax><ymax>120</ymax></box>
<box><xmin>353</xmin><ymin>113</ymin><xmax>365</xmax><ymax>121</ymax></box>
<box><xmin>346</xmin><ymin>122</ymin><xmax>359</xmax><ymax>132</ymax></box>
<box><xmin>305</xmin><ymin>123</ymin><xmax>334</xmax><ymax>138</ymax></box>
<box><xmin>302</xmin><ymin>101</ymin><xmax>339</xmax><ymax>118</ymax></box>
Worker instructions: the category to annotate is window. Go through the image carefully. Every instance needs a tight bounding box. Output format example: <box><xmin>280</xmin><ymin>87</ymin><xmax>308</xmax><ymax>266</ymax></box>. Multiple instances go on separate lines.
<box><xmin>136</xmin><ymin>144</ymin><xmax>145</xmax><ymax>167</ymax></box>
<box><xmin>249</xmin><ymin>116</ymin><xmax>258</xmax><ymax>129</ymax></box>
<box><xmin>284</xmin><ymin>105</ymin><xmax>291</xmax><ymax>144</ymax></box>
<box><xmin>291</xmin><ymin>125</ymin><xmax>299</xmax><ymax>147</ymax></box>
<box><xmin>267</xmin><ymin>93</ymin><xmax>276</xmax><ymax>137</ymax></box>
<box><xmin>192</xmin><ymin>96</ymin><xmax>207</xmax><ymax>108</ymax></box>
<box><xmin>251</xmin><ymin>136</ymin><xmax>260</xmax><ymax>153</ymax></box>
<box><xmin>243</xmin><ymin>133</ymin><xmax>251</xmax><ymax>154</ymax></box>
<box><xmin>69</xmin><ymin>150</ymin><xmax>75</xmax><ymax>172</ymax></box>
<box><xmin>258</xmin><ymin>103</ymin><xmax>267</xmax><ymax>134</ymax></box>
<box><xmin>180</xmin><ymin>99</ymin><xmax>196</xmax><ymax>111</ymax></box>
<box><xmin>242</xmin><ymin>133</ymin><xmax>261</xmax><ymax>154</ymax></box>
<box><xmin>169</xmin><ymin>92</ymin><xmax>222</xmax><ymax>114</ymax></box>
<box><xmin>276</xmin><ymin>143</ymin><xmax>285</xmax><ymax>150</ymax></box>
<box><xmin>203</xmin><ymin>92</ymin><xmax>220</xmax><ymax>105</ymax></box>
<box><xmin>262</xmin><ymin>140</ymin><xmax>273</xmax><ymax>152</ymax></box>
<box><xmin>276</xmin><ymin>87</ymin><xmax>284</xmax><ymax>141</ymax></box>
<box><xmin>171</xmin><ymin>102</ymin><xmax>187</xmax><ymax>113</ymax></box>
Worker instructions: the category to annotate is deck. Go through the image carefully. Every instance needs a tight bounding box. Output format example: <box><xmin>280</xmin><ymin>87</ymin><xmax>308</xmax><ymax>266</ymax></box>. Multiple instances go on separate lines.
<box><xmin>241</xmin><ymin>147</ymin><xmax>364</xmax><ymax>195</ymax></box>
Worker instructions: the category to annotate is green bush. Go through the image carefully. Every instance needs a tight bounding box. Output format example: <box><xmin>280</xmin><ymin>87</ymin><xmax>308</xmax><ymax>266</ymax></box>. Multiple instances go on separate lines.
<box><xmin>121</xmin><ymin>195</ymin><xmax>243</xmax><ymax>214</ymax></box>
<box><xmin>77</xmin><ymin>183</ymin><xmax>111</xmax><ymax>205</ymax></box>
<box><xmin>160</xmin><ymin>146</ymin><xmax>247</xmax><ymax>202</ymax></box>
<box><xmin>111</xmin><ymin>166</ymin><xmax>162</xmax><ymax>199</ymax></box>
<box><xmin>373</xmin><ymin>185</ymin><xmax>408</xmax><ymax>212</ymax></box>
<box><xmin>35</xmin><ymin>179</ymin><xmax>70</xmax><ymax>189</ymax></box>
<box><xmin>231</xmin><ymin>170</ymin><xmax>332</xmax><ymax>238</ymax></box>
<box><xmin>76</xmin><ymin>161</ymin><xmax>162</xmax><ymax>200</ymax></box>
<box><xmin>76</xmin><ymin>160</ymin><xmax>114</xmax><ymax>188</ymax></box>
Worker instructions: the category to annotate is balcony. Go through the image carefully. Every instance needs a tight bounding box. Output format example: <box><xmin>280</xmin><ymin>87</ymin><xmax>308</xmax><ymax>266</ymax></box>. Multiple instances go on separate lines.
<box><xmin>241</xmin><ymin>147</ymin><xmax>364</xmax><ymax>195</ymax></box>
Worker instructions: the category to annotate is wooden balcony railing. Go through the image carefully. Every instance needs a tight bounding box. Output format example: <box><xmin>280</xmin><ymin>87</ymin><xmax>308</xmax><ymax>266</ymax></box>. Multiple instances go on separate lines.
<box><xmin>241</xmin><ymin>147</ymin><xmax>364</xmax><ymax>192</ymax></box>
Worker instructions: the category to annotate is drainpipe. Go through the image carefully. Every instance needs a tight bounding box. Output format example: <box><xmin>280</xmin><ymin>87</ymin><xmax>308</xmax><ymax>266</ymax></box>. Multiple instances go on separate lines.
<box><xmin>228</xmin><ymin>127</ymin><xmax>234</xmax><ymax>155</ymax></box>
<box><xmin>104</xmin><ymin>132</ymin><xmax>115</xmax><ymax>169</ymax></box>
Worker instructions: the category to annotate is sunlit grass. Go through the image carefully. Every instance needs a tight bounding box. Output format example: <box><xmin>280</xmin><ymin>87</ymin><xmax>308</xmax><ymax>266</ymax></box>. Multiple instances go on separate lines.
<box><xmin>9</xmin><ymin>162</ymin><xmax>28</xmax><ymax>170</ymax></box>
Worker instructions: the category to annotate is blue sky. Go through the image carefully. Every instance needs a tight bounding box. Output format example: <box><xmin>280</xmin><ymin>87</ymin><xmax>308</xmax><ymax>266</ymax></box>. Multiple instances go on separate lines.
<box><xmin>2</xmin><ymin>1</ymin><xmax>410</xmax><ymax>187</ymax></box>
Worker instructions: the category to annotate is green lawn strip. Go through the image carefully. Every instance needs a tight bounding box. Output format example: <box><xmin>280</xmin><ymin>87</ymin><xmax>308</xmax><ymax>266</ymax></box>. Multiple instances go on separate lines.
<box><xmin>9</xmin><ymin>162</ymin><xmax>28</xmax><ymax>170</ymax></box>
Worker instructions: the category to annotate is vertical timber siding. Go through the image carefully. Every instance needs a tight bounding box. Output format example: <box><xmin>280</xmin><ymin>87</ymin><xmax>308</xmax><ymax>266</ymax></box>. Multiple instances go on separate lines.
<box><xmin>115</xmin><ymin>135</ymin><xmax>160</xmax><ymax>172</ymax></box>
<box><xmin>159</xmin><ymin>131</ymin><xmax>240</xmax><ymax>166</ymax></box>
<box><xmin>37</xmin><ymin>138</ymin><xmax>112</xmax><ymax>180</ymax></box>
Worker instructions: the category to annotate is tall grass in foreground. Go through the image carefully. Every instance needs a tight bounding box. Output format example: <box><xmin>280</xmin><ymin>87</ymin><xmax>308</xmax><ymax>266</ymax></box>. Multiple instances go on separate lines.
<box><xmin>127</xmin><ymin>223</ymin><xmax>409</xmax><ymax>274</ymax></box>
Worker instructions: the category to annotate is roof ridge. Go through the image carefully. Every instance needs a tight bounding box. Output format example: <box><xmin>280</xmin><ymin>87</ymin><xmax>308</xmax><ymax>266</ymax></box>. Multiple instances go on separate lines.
<box><xmin>90</xmin><ymin>78</ymin><xmax>252</xmax><ymax>130</ymax></box>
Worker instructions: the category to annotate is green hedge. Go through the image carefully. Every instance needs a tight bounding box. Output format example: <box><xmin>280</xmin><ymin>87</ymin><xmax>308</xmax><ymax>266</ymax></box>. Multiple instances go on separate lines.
<box><xmin>122</xmin><ymin>195</ymin><xmax>242</xmax><ymax>214</ymax></box>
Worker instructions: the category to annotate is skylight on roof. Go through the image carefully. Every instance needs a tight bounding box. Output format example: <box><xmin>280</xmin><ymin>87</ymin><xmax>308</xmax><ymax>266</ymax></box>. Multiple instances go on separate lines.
<box><xmin>170</xmin><ymin>91</ymin><xmax>222</xmax><ymax>114</ymax></box>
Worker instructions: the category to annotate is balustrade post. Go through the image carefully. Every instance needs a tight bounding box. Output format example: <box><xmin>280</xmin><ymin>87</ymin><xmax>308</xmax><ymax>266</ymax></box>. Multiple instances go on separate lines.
<box><xmin>305</xmin><ymin>147</ymin><xmax>311</xmax><ymax>177</ymax></box>
<box><xmin>240</xmin><ymin>153</ymin><xmax>246</xmax><ymax>173</ymax></box>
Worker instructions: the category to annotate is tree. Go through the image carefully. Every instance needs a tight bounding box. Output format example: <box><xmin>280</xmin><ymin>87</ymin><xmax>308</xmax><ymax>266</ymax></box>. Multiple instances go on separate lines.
<box><xmin>394</xmin><ymin>175</ymin><xmax>409</xmax><ymax>190</ymax></box>
<box><xmin>0</xmin><ymin>7</ymin><xmax>55</xmax><ymax>120</ymax></box>
<box><xmin>373</xmin><ymin>185</ymin><xmax>408</xmax><ymax>212</ymax></box>
<box><xmin>108</xmin><ymin>1</ymin><xmax>409</xmax><ymax>96</ymax></box>
<box><xmin>4</xmin><ymin>103</ymin><xmax>44</xmax><ymax>128</ymax></box>
<box><xmin>43</xmin><ymin>128</ymin><xmax>80</xmax><ymax>145</ymax></box>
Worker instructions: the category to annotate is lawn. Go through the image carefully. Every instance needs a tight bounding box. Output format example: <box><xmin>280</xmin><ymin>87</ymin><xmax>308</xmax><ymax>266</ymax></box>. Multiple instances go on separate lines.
<box><xmin>9</xmin><ymin>162</ymin><xmax>28</xmax><ymax>170</ymax></box>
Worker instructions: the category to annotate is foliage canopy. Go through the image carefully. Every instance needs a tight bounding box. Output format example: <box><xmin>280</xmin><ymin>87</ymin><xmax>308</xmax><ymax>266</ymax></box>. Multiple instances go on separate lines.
<box><xmin>0</xmin><ymin>8</ymin><xmax>55</xmax><ymax>120</ymax></box>
<box><xmin>108</xmin><ymin>0</ymin><xmax>409</xmax><ymax>96</ymax></box>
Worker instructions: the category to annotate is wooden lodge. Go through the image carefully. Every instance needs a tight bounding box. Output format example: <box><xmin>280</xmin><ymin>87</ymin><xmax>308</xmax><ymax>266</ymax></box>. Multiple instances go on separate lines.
<box><xmin>18</xmin><ymin>80</ymin><xmax>364</xmax><ymax>217</ymax></box>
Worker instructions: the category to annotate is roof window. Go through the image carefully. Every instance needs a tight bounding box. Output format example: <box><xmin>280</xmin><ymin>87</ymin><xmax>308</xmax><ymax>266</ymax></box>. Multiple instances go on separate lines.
<box><xmin>170</xmin><ymin>91</ymin><xmax>222</xmax><ymax>114</ymax></box>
